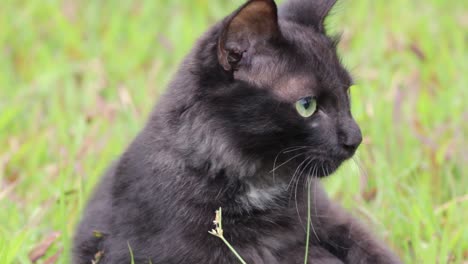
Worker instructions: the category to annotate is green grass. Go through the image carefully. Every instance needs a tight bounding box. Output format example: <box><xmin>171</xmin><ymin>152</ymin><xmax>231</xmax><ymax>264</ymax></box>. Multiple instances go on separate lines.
<box><xmin>0</xmin><ymin>0</ymin><xmax>466</xmax><ymax>263</ymax></box>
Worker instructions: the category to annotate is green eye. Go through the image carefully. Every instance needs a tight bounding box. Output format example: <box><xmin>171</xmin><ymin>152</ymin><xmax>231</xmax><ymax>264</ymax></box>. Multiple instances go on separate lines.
<box><xmin>295</xmin><ymin>96</ymin><xmax>317</xmax><ymax>118</ymax></box>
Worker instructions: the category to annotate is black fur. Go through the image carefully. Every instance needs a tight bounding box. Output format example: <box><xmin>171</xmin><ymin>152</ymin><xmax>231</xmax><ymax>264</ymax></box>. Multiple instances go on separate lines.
<box><xmin>73</xmin><ymin>0</ymin><xmax>402</xmax><ymax>263</ymax></box>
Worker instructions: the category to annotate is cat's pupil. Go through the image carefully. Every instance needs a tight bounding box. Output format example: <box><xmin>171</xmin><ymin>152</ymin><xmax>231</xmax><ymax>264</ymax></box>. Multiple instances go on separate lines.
<box><xmin>300</xmin><ymin>97</ymin><xmax>312</xmax><ymax>109</ymax></box>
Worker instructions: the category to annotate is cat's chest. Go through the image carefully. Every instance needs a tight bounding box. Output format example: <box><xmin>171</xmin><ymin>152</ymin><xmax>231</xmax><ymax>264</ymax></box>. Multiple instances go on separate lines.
<box><xmin>219</xmin><ymin>224</ymin><xmax>306</xmax><ymax>264</ymax></box>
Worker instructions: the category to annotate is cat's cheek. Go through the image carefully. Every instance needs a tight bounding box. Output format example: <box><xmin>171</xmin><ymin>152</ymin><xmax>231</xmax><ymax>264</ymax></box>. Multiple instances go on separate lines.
<box><xmin>315</xmin><ymin>109</ymin><xmax>329</xmax><ymax>119</ymax></box>
<box><xmin>308</xmin><ymin>120</ymin><xmax>320</xmax><ymax>129</ymax></box>
<box><xmin>306</xmin><ymin>110</ymin><xmax>327</xmax><ymax>129</ymax></box>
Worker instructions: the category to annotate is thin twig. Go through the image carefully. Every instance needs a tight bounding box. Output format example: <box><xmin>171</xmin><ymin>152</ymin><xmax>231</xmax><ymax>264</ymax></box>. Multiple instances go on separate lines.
<box><xmin>208</xmin><ymin>208</ymin><xmax>247</xmax><ymax>264</ymax></box>
<box><xmin>303</xmin><ymin>180</ymin><xmax>312</xmax><ymax>264</ymax></box>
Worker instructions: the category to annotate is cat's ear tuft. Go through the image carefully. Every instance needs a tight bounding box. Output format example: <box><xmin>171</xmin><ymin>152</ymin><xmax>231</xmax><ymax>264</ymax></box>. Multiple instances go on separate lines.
<box><xmin>218</xmin><ymin>0</ymin><xmax>280</xmax><ymax>72</ymax></box>
<box><xmin>279</xmin><ymin>0</ymin><xmax>337</xmax><ymax>32</ymax></box>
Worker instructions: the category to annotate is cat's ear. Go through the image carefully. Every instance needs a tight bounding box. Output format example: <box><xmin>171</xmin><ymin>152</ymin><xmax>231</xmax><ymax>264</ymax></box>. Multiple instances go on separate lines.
<box><xmin>279</xmin><ymin>0</ymin><xmax>337</xmax><ymax>32</ymax></box>
<box><xmin>218</xmin><ymin>0</ymin><xmax>280</xmax><ymax>72</ymax></box>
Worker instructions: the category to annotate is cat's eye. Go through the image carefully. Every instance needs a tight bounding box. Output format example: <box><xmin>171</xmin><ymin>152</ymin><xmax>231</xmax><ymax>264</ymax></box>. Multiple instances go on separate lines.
<box><xmin>295</xmin><ymin>96</ymin><xmax>317</xmax><ymax>118</ymax></box>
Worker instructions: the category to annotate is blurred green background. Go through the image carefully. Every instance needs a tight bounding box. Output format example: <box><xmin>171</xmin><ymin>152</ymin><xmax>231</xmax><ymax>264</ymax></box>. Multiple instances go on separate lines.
<box><xmin>0</xmin><ymin>0</ymin><xmax>467</xmax><ymax>263</ymax></box>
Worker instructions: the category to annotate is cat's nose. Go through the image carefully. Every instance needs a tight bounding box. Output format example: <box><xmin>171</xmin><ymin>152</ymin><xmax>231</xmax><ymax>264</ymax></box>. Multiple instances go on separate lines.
<box><xmin>338</xmin><ymin>118</ymin><xmax>362</xmax><ymax>154</ymax></box>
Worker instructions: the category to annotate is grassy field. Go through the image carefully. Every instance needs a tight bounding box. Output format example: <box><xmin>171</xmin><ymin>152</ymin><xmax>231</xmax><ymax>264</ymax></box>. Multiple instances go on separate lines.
<box><xmin>0</xmin><ymin>0</ymin><xmax>467</xmax><ymax>263</ymax></box>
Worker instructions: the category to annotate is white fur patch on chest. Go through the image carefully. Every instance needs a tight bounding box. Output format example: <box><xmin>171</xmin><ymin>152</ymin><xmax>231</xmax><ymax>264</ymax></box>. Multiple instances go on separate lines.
<box><xmin>241</xmin><ymin>183</ymin><xmax>286</xmax><ymax>210</ymax></box>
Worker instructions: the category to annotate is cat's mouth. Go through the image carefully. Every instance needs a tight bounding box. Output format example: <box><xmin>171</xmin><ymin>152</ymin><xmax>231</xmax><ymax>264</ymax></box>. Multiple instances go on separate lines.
<box><xmin>271</xmin><ymin>146</ymin><xmax>356</xmax><ymax>178</ymax></box>
<box><xmin>289</xmin><ymin>153</ymin><xmax>351</xmax><ymax>178</ymax></box>
<box><xmin>314</xmin><ymin>159</ymin><xmax>342</xmax><ymax>177</ymax></box>
<box><xmin>296</xmin><ymin>159</ymin><xmax>341</xmax><ymax>178</ymax></box>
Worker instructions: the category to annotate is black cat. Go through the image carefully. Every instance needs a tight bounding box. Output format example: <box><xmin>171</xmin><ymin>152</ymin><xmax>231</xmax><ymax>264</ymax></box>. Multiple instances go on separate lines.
<box><xmin>73</xmin><ymin>0</ymin><xmax>402</xmax><ymax>263</ymax></box>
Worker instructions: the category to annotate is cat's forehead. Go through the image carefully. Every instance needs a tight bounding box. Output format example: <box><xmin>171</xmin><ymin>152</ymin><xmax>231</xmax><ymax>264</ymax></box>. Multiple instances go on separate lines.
<box><xmin>281</xmin><ymin>21</ymin><xmax>334</xmax><ymax>58</ymax></box>
<box><xmin>270</xmin><ymin>23</ymin><xmax>347</xmax><ymax>101</ymax></box>
<box><xmin>273</xmin><ymin>74</ymin><xmax>317</xmax><ymax>101</ymax></box>
<box><xmin>234</xmin><ymin>21</ymin><xmax>350</xmax><ymax>102</ymax></box>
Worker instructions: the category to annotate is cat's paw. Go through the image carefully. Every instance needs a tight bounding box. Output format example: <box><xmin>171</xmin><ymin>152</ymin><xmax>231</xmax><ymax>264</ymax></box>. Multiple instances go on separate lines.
<box><xmin>345</xmin><ymin>246</ymin><xmax>402</xmax><ymax>264</ymax></box>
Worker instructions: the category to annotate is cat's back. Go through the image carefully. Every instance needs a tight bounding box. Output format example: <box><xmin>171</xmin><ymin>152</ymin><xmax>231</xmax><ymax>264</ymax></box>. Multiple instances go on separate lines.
<box><xmin>72</xmin><ymin>129</ymin><xmax>176</xmax><ymax>263</ymax></box>
<box><xmin>72</xmin><ymin>160</ymin><xmax>116</xmax><ymax>263</ymax></box>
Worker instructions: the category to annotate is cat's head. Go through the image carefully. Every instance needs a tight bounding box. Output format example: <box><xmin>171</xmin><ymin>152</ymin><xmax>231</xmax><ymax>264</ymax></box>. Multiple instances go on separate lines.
<box><xmin>166</xmin><ymin>0</ymin><xmax>361</xmax><ymax>181</ymax></box>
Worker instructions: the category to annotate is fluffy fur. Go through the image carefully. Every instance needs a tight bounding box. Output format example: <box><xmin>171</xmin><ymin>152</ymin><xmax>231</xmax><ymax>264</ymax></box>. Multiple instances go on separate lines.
<box><xmin>73</xmin><ymin>0</ymin><xmax>402</xmax><ymax>263</ymax></box>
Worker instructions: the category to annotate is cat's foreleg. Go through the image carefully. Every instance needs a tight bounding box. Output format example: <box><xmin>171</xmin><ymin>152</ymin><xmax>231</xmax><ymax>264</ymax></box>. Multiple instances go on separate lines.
<box><xmin>317</xmin><ymin>201</ymin><xmax>402</xmax><ymax>264</ymax></box>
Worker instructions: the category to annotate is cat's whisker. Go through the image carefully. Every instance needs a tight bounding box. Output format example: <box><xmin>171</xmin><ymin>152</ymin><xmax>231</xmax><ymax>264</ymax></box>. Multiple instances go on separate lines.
<box><xmin>294</xmin><ymin>158</ymin><xmax>315</xmax><ymax>227</ymax></box>
<box><xmin>293</xmin><ymin>177</ymin><xmax>305</xmax><ymax>231</ymax></box>
<box><xmin>271</xmin><ymin>146</ymin><xmax>308</xmax><ymax>184</ymax></box>
<box><xmin>310</xmin><ymin>164</ymin><xmax>321</xmax><ymax>242</ymax></box>
<box><xmin>287</xmin><ymin>156</ymin><xmax>311</xmax><ymax>191</ymax></box>
<box><xmin>351</xmin><ymin>156</ymin><xmax>369</xmax><ymax>192</ymax></box>
<box><xmin>273</xmin><ymin>152</ymin><xmax>306</xmax><ymax>186</ymax></box>
<box><xmin>282</xmin><ymin>146</ymin><xmax>309</xmax><ymax>154</ymax></box>
<box><xmin>287</xmin><ymin>160</ymin><xmax>305</xmax><ymax>197</ymax></box>
<box><xmin>272</xmin><ymin>154</ymin><xmax>305</xmax><ymax>174</ymax></box>
<box><xmin>313</xmin><ymin>164</ymin><xmax>323</xmax><ymax>221</ymax></box>
<box><xmin>271</xmin><ymin>148</ymin><xmax>307</xmax><ymax>173</ymax></box>
<box><xmin>287</xmin><ymin>156</ymin><xmax>311</xmax><ymax>210</ymax></box>
<box><xmin>294</xmin><ymin>159</ymin><xmax>316</xmax><ymax>231</ymax></box>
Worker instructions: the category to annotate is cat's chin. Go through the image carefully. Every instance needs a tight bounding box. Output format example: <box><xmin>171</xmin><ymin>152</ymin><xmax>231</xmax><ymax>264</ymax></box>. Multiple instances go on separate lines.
<box><xmin>311</xmin><ymin>159</ymin><xmax>343</xmax><ymax>178</ymax></box>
